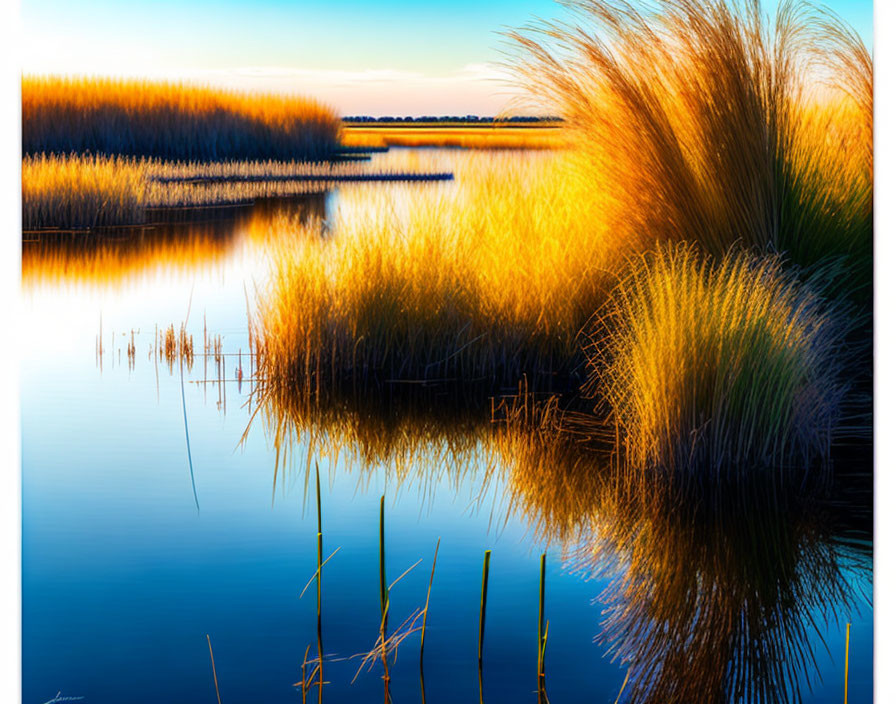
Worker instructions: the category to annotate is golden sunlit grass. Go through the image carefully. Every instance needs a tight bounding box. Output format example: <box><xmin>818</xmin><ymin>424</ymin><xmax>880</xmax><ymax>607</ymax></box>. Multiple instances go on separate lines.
<box><xmin>509</xmin><ymin>0</ymin><xmax>872</xmax><ymax>289</ymax></box>
<box><xmin>23</xmin><ymin>75</ymin><xmax>342</xmax><ymax>161</ymax></box>
<box><xmin>341</xmin><ymin>125</ymin><xmax>566</xmax><ymax>150</ymax></box>
<box><xmin>22</xmin><ymin>154</ymin><xmax>147</xmax><ymax>229</ymax></box>
<box><xmin>585</xmin><ymin>244</ymin><xmax>846</xmax><ymax>476</ymax></box>
<box><xmin>254</xmin><ymin>150</ymin><xmax>620</xmax><ymax>395</ymax></box>
<box><xmin>22</xmin><ymin>153</ymin><xmax>448</xmax><ymax>230</ymax></box>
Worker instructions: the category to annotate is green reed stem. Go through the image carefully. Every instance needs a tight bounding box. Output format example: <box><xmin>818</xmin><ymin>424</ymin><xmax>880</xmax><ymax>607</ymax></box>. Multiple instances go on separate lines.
<box><xmin>844</xmin><ymin>622</ymin><xmax>851</xmax><ymax>704</ymax></box>
<box><xmin>479</xmin><ymin>550</ymin><xmax>491</xmax><ymax>667</ymax></box>
<box><xmin>379</xmin><ymin>495</ymin><xmax>387</xmax><ymax>624</ymax></box>
<box><xmin>317</xmin><ymin>530</ymin><xmax>323</xmax><ymax>703</ymax></box>
<box><xmin>315</xmin><ymin>461</ymin><xmax>322</xmax><ymax>535</ymax></box>
<box><xmin>315</xmin><ymin>462</ymin><xmax>323</xmax><ymax>703</ymax></box>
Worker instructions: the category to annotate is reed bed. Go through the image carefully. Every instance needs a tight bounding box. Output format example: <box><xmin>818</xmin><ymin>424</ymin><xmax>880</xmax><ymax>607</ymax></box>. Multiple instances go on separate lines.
<box><xmin>23</xmin><ymin>75</ymin><xmax>341</xmax><ymax>161</ymax></box>
<box><xmin>254</xmin><ymin>150</ymin><xmax>619</xmax><ymax>395</ymax></box>
<box><xmin>22</xmin><ymin>153</ymin><xmax>448</xmax><ymax>230</ymax></box>
<box><xmin>253</xmin><ymin>0</ymin><xmax>871</xmax><ymax>478</ymax></box>
<box><xmin>585</xmin><ymin>244</ymin><xmax>847</xmax><ymax>477</ymax></box>
<box><xmin>342</xmin><ymin>126</ymin><xmax>566</xmax><ymax>150</ymax></box>
<box><xmin>22</xmin><ymin>154</ymin><xmax>146</xmax><ymax>229</ymax></box>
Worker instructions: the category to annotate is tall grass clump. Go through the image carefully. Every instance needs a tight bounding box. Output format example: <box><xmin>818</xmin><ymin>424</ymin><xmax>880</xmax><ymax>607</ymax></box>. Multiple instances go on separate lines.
<box><xmin>254</xmin><ymin>151</ymin><xmax>622</xmax><ymax>395</ymax></box>
<box><xmin>509</xmin><ymin>0</ymin><xmax>872</xmax><ymax>295</ymax></box>
<box><xmin>586</xmin><ymin>244</ymin><xmax>846</xmax><ymax>477</ymax></box>
<box><xmin>23</xmin><ymin>75</ymin><xmax>342</xmax><ymax>161</ymax></box>
<box><xmin>22</xmin><ymin>153</ymin><xmax>147</xmax><ymax>229</ymax></box>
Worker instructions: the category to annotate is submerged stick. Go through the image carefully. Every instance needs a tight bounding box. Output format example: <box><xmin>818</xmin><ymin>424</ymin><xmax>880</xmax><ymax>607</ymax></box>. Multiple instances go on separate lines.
<box><xmin>206</xmin><ymin>634</ymin><xmax>222</xmax><ymax>704</ymax></box>
<box><xmin>478</xmin><ymin>550</ymin><xmax>491</xmax><ymax>667</ymax></box>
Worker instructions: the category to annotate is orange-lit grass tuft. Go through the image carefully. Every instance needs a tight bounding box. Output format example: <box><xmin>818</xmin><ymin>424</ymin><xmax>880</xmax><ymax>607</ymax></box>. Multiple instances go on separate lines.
<box><xmin>585</xmin><ymin>244</ymin><xmax>847</xmax><ymax>477</ymax></box>
<box><xmin>509</xmin><ymin>0</ymin><xmax>872</xmax><ymax>288</ymax></box>
<box><xmin>22</xmin><ymin>153</ymin><xmax>146</xmax><ymax>230</ymax></box>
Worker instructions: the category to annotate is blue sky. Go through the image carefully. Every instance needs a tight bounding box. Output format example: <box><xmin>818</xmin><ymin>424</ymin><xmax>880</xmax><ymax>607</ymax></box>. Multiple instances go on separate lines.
<box><xmin>21</xmin><ymin>0</ymin><xmax>873</xmax><ymax>115</ymax></box>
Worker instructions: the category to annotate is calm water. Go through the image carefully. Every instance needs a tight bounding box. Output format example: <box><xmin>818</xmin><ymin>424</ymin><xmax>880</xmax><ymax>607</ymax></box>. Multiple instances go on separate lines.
<box><xmin>21</xmin><ymin>149</ymin><xmax>872</xmax><ymax>704</ymax></box>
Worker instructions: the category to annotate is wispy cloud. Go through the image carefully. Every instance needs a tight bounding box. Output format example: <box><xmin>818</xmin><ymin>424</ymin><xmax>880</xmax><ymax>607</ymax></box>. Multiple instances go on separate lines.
<box><xmin>185</xmin><ymin>63</ymin><xmax>523</xmax><ymax>115</ymax></box>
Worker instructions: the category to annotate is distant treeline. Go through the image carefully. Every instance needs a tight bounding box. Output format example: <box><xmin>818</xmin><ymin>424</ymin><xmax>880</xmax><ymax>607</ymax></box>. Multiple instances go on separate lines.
<box><xmin>342</xmin><ymin>115</ymin><xmax>563</xmax><ymax>124</ymax></box>
<box><xmin>23</xmin><ymin>76</ymin><xmax>343</xmax><ymax>161</ymax></box>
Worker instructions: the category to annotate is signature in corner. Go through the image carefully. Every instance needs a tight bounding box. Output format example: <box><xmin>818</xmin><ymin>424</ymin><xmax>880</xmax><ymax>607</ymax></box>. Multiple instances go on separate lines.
<box><xmin>43</xmin><ymin>693</ymin><xmax>85</xmax><ymax>704</ymax></box>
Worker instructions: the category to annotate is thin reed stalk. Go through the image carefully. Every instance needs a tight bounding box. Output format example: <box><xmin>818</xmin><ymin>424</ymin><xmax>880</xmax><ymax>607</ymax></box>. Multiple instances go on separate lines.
<box><xmin>537</xmin><ymin>553</ymin><xmax>546</xmax><ymax>684</ymax></box>
<box><xmin>206</xmin><ymin>634</ymin><xmax>222</xmax><ymax>704</ymax></box>
<box><xmin>420</xmin><ymin>538</ymin><xmax>440</xmax><ymax>665</ymax></box>
<box><xmin>478</xmin><ymin>550</ymin><xmax>491</xmax><ymax>667</ymax></box>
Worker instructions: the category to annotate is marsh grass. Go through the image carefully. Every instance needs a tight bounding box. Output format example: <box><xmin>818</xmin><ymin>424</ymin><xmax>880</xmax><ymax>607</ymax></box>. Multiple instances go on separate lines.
<box><xmin>342</xmin><ymin>125</ymin><xmax>566</xmax><ymax>150</ymax></box>
<box><xmin>22</xmin><ymin>154</ymin><xmax>147</xmax><ymax>229</ymax></box>
<box><xmin>23</xmin><ymin>75</ymin><xmax>341</xmax><ymax>161</ymax></box>
<box><xmin>254</xmin><ymin>0</ymin><xmax>872</xmax><ymax>472</ymax></box>
<box><xmin>509</xmin><ymin>0</ymin><xmax>872</xmax><ymax>290</ymax></box>
<box><xmin>159</xmin><ymin>323</ymin><xmax>195</xmax><ymax>371</ymax></box>
<box><xmin>254</xmin><ymin>150</ymin><xmax>618</xmax><ymax>396</ymax></box>
<box><xmin>22</xmin><ymin>153</ymin><xmax>446</xmax><ymax>230</ymax></box>
<box><xmin>584</xmin><ymin>244</ymin><xmax>847</xmax><ymax>477</ymax></box>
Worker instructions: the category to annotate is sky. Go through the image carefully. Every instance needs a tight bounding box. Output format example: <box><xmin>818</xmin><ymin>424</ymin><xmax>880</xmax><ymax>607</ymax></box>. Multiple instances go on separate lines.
<box><xmin>20</xmin><ymin>0</ymin><xmax>873</xmax><ymax>116</ymax></box>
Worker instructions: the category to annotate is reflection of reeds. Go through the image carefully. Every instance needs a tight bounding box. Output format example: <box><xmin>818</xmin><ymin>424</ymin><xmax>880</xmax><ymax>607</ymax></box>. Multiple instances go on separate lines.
<box><xmin>494</xmin><ymin>397</ymin><xmax>870</xmax><ymax>704</ymax></box>
<box><xmin>251</xmin><ymin>381</ymin><xmax>494</xmax><ymax>507</ymax></box>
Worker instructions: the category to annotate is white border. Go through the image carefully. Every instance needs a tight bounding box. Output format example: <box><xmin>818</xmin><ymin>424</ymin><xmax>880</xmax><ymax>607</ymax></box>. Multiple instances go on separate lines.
<box><xmin>874</xmin><ymin>0</ymin><xmax>893</xmax><ymax>699</ymax></box>
<box><xmin>1</xmin><ymin>0</ymin><xmax>22</xmax><ymax>703</ymax></box>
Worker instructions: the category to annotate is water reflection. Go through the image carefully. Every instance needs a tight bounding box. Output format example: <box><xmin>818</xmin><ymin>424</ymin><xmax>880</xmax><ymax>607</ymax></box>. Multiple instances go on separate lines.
<box><xmin>22</xmin><ymin>191</ymin><xmax>331</xmax><ymax>289</ymax></box>
<box><xmin>22</xmin><ymin>149</ymin><xmax>871</xmax><ymax>703</ymax></box>
<box><xmin>498</xmin><ymin>418</ymin><xmax>870</xmax><ymax>704</ymax></box>
<box><xmin>255</xmin><ymin>383</ymin><xmax>871</xmax><ymax>704</ymax></box>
